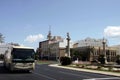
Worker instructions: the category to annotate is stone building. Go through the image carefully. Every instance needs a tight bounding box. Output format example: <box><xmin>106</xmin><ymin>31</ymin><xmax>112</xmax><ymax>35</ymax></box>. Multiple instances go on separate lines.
<box><xmin>75</xmin><ymin>37</ymin><xmax>108</xmax><ymax>47</ymax></box>
<box><xmin>111</xmin><ymin>45</ymin><xmax>120</xmax><ymax>55</ymax></box>
<box><xmin>38</xmin><ymin>29</ymin><xmax>72</xmax><ymax>60</ymax></box>
<box><xmin>72</xmin><ymin>38</ymin><xmax>117</xmax><ymax>62</ymax></box>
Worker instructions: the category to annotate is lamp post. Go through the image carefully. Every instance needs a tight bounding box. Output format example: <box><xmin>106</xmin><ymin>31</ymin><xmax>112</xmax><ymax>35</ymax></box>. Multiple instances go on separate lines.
<box><xmin>102</xmin><ymin>38</ymin><xmax>107</xmax><ymax>64</ymax></box>
<box><xmin>66</xmin><ymin>32</ymin><xmax>71</xmax><ymax>57</ymax></box>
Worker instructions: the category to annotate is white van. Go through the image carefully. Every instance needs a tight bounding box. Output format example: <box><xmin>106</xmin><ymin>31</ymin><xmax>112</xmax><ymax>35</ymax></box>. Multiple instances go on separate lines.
<box><xmin>4</xmin><ymin>46</ymin><xmax>35</xmax><ymax>72</ymax></box>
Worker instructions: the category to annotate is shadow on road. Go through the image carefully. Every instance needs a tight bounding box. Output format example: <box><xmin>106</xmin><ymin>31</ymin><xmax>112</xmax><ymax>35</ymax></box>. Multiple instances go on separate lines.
<box><xmin>0</xmin><ymin>63</ymin><xmax>31</xmax><ymax>74</ymax></box>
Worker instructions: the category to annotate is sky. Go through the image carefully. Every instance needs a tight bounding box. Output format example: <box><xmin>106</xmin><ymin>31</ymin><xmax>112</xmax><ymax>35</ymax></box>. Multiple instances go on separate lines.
<box><xmin>1</xmin><ymin>0</ymin><xmax>120</xmax><ymax>49</ymax></box>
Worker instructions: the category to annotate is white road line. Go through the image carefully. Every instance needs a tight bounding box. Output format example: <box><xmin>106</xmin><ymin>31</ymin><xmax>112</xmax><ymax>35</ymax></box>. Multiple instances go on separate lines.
<box><xmin>33</xmin><ymin>72</ymin><xmax>57</xmax><ymax>80</ymax></box>
<box><xmin>83</xmin><ymin>77</ymin><xmax>120</xmax><ymax>80</ymax></box>
<box><xmin>59</xmin><ymin>71</ymin><xmax>91</xmax><ymax>78</ymax></box>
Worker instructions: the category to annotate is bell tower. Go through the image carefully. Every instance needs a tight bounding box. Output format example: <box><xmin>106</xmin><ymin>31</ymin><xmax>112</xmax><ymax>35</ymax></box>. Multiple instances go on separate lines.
<box><xmin>47</xmin><ymin>26</ymin><xmax>52</xmax><ymax>40</ymax></box>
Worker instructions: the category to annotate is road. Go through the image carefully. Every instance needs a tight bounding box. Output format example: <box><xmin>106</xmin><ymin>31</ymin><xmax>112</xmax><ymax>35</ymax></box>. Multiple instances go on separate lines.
<box><xmin>0</xmin><ymin>63</ymin><xmax>119</xmax><ymax>80</ymax></box>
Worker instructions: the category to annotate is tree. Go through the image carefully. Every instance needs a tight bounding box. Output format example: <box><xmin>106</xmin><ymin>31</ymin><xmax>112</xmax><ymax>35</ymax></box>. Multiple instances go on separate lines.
<box><xmin>0</xmin><ymin>54</ymin><xmax>4</xmax><ymax>60</ymax></box>
<box><xmin>71</xmin><ymin>50</ymin><xmax>82</xmax><ymax>61</ymax></box>
<box><xmin>35</xmin><ymin>53</ymin><xmax>39</xmax><ymax>60</ymax></box>
<box><xmin>0</xmin><ymin>33</ymin><xmax>5</xmax><ymax>43</ymax></box>
<box><xmin>98</xmin><ymin>55</ymin><xmax>105</xmax><ymax>64</ymax></box>
<box><xmin>116</xmin><ymin>55</ymin><xmax>120</xmax><ymax>65</ymax></box>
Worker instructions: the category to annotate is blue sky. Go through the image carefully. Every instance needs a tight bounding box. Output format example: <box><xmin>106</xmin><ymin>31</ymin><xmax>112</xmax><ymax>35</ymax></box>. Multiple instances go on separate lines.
<box><xmin>1</xmin><ymin>0</ymin><xmax>120</xmax><ymax>49</ymax></box>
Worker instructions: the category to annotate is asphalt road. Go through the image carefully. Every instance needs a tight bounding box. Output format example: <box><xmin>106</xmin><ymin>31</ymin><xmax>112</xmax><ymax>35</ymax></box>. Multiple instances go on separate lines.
<box><xmin>0</xmin><ymin>63</ymin><xmax>119</xmax><ymax>80</ymax></box>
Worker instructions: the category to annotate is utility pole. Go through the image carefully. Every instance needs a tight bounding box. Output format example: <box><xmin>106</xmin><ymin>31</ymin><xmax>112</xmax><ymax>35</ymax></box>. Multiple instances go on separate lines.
<box><xmin>66</xmin><ymin>32</ymin><xmax>71</xmax><ymax>57</ymax></box>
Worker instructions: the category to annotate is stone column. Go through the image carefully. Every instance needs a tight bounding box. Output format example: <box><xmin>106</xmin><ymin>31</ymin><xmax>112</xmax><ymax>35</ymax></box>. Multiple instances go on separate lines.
<box><xmin>66</xmin><ymin>32</ymin><xmax>71</xmax><ymax>57</ymax></box>
<box><xmin>102</xmin><ymin>38</ymin><xmax>107</xmax><ymax>64</ymax></box>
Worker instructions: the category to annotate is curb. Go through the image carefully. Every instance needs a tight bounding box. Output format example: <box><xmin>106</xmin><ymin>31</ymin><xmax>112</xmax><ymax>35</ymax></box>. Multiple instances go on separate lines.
<box><xmin>49</xmin><ymin>64</ymin><xmax>120</xmax><ymax>77</ymax></box>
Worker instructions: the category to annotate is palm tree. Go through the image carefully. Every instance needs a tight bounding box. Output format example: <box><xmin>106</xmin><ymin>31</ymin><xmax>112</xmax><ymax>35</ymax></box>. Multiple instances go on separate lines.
<box><xmin>0</xmin><ymin>33</ymin><xmax>5</xmax><ymax>43</ymax></box>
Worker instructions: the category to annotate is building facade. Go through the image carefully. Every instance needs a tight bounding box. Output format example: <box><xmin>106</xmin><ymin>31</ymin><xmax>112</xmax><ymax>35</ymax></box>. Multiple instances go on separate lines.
<box><xmin>38</xmin><ymin>29</ymin><xmax>74</xmax><ymax>60</ymax></box>
<box><xmin>111</xmin><ymin>45</ymin><xmax>120</xmax><ymax>55</ymax></box>
<box><xmin>75</xmin><ymin>37</ymin><xmax>108</xmax><ymax>47</ymax></box>
<box><xmin>38</xmin><ymin>36</ymin><xmax>73</xmax><ymax>60</ymax></box>
<box><xmin>39</xmin><ymin>40</ymin><xmax>50</xmax><ymax>60</ymax></box>
<box><xmin>90</xmin><ymin>47</ymin><xmax>117</xmax><ymax>62</ymax></box>
<box><xmin>72</xmin><ymin>37</ymin><xmax>117</xmax><ymax>62</ymax></box>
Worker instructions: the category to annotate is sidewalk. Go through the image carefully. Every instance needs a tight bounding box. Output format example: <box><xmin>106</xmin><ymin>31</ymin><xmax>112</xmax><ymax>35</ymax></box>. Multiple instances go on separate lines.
<box><xmin>49</xmin><ymin>64</ymin><xmax>120</xmax><ymax>77</ymax></box>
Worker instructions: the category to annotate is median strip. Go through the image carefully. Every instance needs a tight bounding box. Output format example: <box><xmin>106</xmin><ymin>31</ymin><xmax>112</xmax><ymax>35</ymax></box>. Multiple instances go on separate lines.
<box><xmin>49</xmin><ymin>64</ymin><xmax>120</xmax><ymax>77</ymax></box>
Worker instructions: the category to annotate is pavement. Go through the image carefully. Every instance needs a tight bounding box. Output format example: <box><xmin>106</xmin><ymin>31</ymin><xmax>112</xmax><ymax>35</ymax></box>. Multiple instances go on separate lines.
<box><xmin>49</xmin><ymin>64</ymin><xmax>120</xmax><ymax>77</ymax></box>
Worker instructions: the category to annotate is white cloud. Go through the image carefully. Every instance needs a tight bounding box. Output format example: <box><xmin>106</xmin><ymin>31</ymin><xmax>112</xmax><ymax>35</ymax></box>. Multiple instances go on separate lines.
<box><xmin>104</xmin><ymin>26</ymin><xmax>120</xmax><ymax>38</ymax></box>
<box><xmin>24</xmin><ymin>34</ymin><xmax>44</xmax><ymax>43</ymax></box>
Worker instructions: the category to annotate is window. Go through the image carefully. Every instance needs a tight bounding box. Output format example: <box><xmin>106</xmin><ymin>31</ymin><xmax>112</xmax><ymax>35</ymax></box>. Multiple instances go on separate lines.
<box><xmin>12</xmin><ymin>48</ymin><xmax>35</xmax><ymax>60</ymax></box>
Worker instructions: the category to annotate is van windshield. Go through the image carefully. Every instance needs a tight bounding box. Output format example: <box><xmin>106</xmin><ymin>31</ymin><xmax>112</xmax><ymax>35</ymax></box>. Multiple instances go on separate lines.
<box><xmin>12</xmin><ymin>48</ymin><xmax>35</xmax><ymax>60</ymax></box>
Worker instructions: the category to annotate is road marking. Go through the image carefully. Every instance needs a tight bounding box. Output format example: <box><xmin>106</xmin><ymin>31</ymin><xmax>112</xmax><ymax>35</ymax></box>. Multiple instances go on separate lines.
<box><xmin>83</xmin><ymin>77</ymin><xmax>120</xmax><ymax>80</ymax></box>
<box><xmin>59</xmin><ymin>71</ymin><xmax>91</xmax><ymax>78</ymax></box>
<box><xmin>33</xmin><ymin>72</ymin><xmax>57</xmax><ymax>80</ymax></box>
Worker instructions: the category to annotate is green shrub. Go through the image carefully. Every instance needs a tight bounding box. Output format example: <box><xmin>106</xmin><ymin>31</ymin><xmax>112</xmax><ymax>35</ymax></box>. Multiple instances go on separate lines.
<box><xmin>98</xmin><ymin>55</ymin><xmax>105</xmax><ymax>64</ymax></box>
<box><xmin>81</xmin><ymin>65</ymin><xmax>86</xmax><ymax>68</ymax></box>
<box><xmin>116</xmin><ymin>59</ymin><xmax>120</xmax><ymax>65</ymax></box>
<box><xmin>60</xmin><ymin>57</ymin><xmax>72</xmax><ymax>65</ymax></box>
<box><xmin>0</xmin><ymin>54</ymin><xmax>4</xmax><ymax>60</ymax></box>
<box><xmin>97</xmin><ymin>66</ymin><xmax>102</xmax><ymax>70</ymax></box>
<box><xmin>108</xmin><ymin>66</ymin><xmax>113</xmax><ymax>71</ymax></box>
<box><xmin>76</xmin><ymin>64</ymin><xmax>80</xmax><ymax>67</ymax></box>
